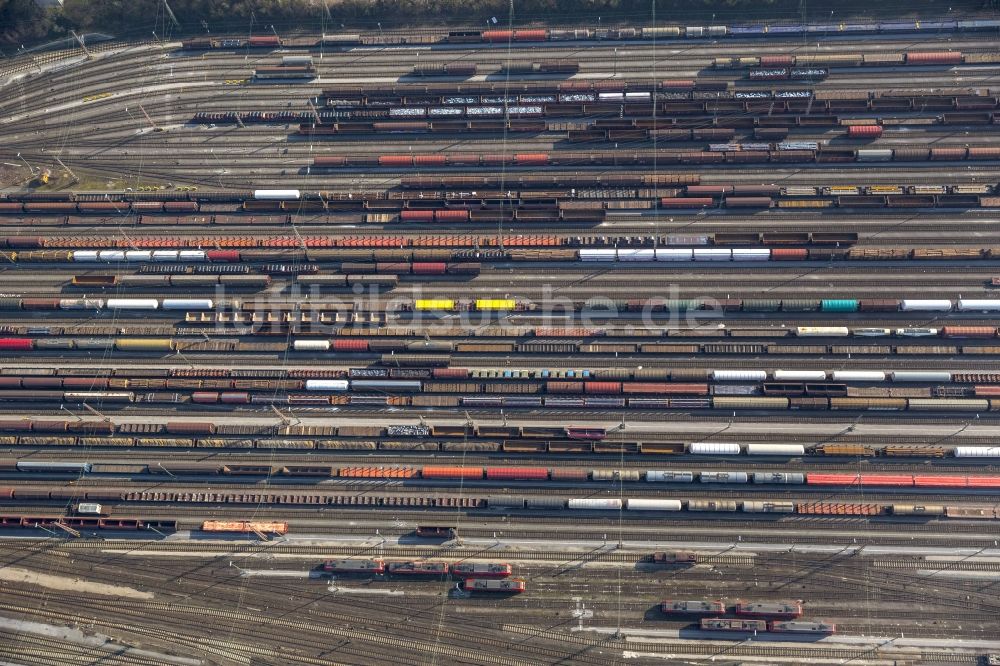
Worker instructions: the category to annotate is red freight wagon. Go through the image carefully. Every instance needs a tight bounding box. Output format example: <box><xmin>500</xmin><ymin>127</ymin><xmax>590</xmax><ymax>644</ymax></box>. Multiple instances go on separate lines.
<box><xmin>912</xmin><ymin>475</ymin><xmax>967</xmax><ymax>488</ymax></box>
<box><xmin>760</xmin><ymin>55</ymin><xmax>794</xmax><ymax>67</ymax></box>
<box><xmin>485</xmin><ymin>467</ymin><xmax>549</xmax><ymax>481</ymax></box>
<box><xmin>855</xmin><ymin>474</ymin><xmax>914</xmax><ymax>486</ymax></box>
<box><xmin>433</xmin><ymin>210</ymin><xmax>470</xmax><ymax>221</ymax></box>
<box><xmin>965</xmin><ymin>476</ymin><xmax>1000</xmax><ymax>488</ymax></box>
<box><xmin>515</xmin><ymin>153</ymin><xmax>549</xmax><ymax>165</ymax></box>
<box><xmin>0</xmin><ymin>339</ymin><xmax>34</xmax><ymax>351</ymax></box>
<box><xmin>906</xmin><ymin>51</ymin><xmax>962</xmax><ymax>65</ymax></box>
<box><xmin>332</xmin><ymin>339</ymin><xmax>369</xmax><ymax>352</ymax></box>
<box><xmin>847</xmin><ymin>125</ymin><xmax>883</xmax><ymax>138</ymax></box>
<box><xmin>514</xmin><ymin>29</ymin><xmax>547</xmax><ymax>41</ymax></box>
<box><xmin>411</xmin><ymin>262</ymin><xmax>447</xmax><ymax>275</ymax></box>
<box><xmin>482</xmin><ymin>30</ymin><xmax>514</xmax><ymax>42</ymax></box>
<box><xmin>401</xmin><ymin>210</ymin><xmax>435</xmax><ymax>221</ymax></box>
<box><xmin>207</xmin><ymin>250</ymin><xmax>240</xmax><ymax>262</ymax></box>
<box><xmin>421</xmin><ymin>466</ymin><xmax>484</xmax><ymax>480</ymax></box>
<box><xmin>941</xmin><ymin>326</ymin><xmax>996</xmax><ymax>338</ymax></box>
<box><xmin>584</xmin><ymin>382</ymin><xmax>622</xmax><ymax>394</ymax></box>
<box><xmin>379</xmin><ymin>155</ymin><xmax>414</xmax><ymax>167</ymax></box>
<box><xmin>247</xmin><ymin>36</ymin><xmax>281</xmax><ymax>47</ymax></box>
<box><xmin>686</xmin><ymin>185</ymin><xmax>733</xmax><ymax>195</ymax></box>
<box><xmin>432</xmin><ymin>368</ymin><xmax>471</xmax><ymax>378</ymax></box>
<box><xmin>413</xmin><ymin>155</ymin><xmax>446</xmax><ymax>167</ymax></box>
<box><xmin>771</xmin><ymin>248</ymin><xmax>808</xmax><ymax>260</ymax></box>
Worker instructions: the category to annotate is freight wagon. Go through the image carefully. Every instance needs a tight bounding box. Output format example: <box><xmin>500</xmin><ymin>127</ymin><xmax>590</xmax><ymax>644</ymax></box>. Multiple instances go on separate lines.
<box><xmin>201</xmin><ymin>520</ymin><xmax>288</xmax><ymax>534</ymax></box>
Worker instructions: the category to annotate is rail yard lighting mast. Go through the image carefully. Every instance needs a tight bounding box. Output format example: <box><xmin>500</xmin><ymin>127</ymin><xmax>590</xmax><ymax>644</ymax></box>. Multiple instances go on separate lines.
<box><xmin>70</xmin><ymin>31</ymin><xmax>93</xmax><ymax>59</ymax></box>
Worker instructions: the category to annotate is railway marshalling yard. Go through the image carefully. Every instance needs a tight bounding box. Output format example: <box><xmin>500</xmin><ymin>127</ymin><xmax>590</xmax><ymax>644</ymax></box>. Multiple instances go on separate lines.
<box><xmin>4</xmin><ymin>18</ymin><xmax>1000</xmax><ymax>666</ymax></box>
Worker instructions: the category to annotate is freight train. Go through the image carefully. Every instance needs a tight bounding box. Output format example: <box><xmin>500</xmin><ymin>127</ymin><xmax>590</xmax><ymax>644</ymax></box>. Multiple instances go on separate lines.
<box><xmin>14</xmin><ymin>237</ymin><xmax>1000</xmax><ymax>263</ymax></box>
<box><xmin>719</xmin><ymin>51</ymin><xmax>965</xmax><ymax>68</ymax></box>
<box><xmin>317</xmin><ymin>84</ymin><xmax>1000</xmax><ymax>110</ymax></box>
<box><xmin>17</xmin><ymin>243</ymin><xmax>1000</xmax><ymax>266</ymax></box>
<box><xmin>9</xmin><ymin>187</ymin><xmax>993</xmax><ymax>218</ymax></box>
<box><xmin>292</xmin><ymin>113</ymin><xmax>987</xmax><ymax>139</ymax></box>
<box><xmin>10</xmin><ymin>460</ymin><xmax>1000</xmax><ymax>488</ymax></box>
<box><xmin>320</xmin><ymin>80</ymin><xmax>1000</xmax><ymax>103</ymax></box>
<box><xmin>7</xmin><ymin>373</ymin><xmax>1000</xmax><ymax>408</ymax></box>
<box><xmin>322</xmin><ymin>558</ymin><xmax>512</xmax><ymax>579</ymax></box>
<box><xmin>179</xmin><ymin>20</ymin><xmax>1000</xmax><ymax>51</ymax></box>
<box><xmin>0</xmin><ymin>427</ymin><xmax>992</xmax><ymax>458</ymax></box>
<box><xmin>0</xmin><ymin>514</ymin><xmax>177</xmax><ymax>531</ymax></box>
<box><xmin>2</xmin><ymin>485</ymin><xmax>992</xmax><ymax>520</ymax></box>
<box><xmin>1</xmin><ymin>179</ymin><xmax>995</xmax><ymax>206</ymax></box>
<box><xmin>312</xmin><ymin>145</ymin><xmax>1000</xmax><ymax>169</ymax></box>
<box><xmin>5</xmin><ymin>366</ymin><xmax>1000</xmax><ymax>412</ymax></box>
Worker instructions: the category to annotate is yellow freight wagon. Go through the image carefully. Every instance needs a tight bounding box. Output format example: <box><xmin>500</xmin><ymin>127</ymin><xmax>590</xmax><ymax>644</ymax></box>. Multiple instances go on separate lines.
<box><xmin>475</xmin><ymin>299</ymin><xmax>516</xmax><ymax>310</ymax></box>
<box><xmin>414</xmin><ymin>299</ymin><xmax>455</xmax><ymax>310</ymax></box>
<box><xmin>114</xmin><ymin>338</ymin><xmax>176</xmax><ymax>352</ymax></box>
